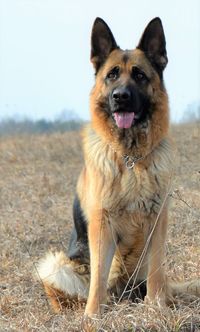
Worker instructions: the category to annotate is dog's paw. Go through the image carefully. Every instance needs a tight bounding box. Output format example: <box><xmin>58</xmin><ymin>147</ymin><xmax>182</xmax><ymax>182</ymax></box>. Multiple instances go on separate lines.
<box><xmin>144</xmin><ymin>294</ymin><xmax>167</xmax><ymax>307</ymax></box>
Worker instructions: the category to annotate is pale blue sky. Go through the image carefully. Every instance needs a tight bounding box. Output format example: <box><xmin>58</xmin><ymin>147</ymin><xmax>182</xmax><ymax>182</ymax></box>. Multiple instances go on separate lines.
<box><xmin>0</xmin><ymin>0</ymin><xmax>200</xmax><ymax>122</ymax></box>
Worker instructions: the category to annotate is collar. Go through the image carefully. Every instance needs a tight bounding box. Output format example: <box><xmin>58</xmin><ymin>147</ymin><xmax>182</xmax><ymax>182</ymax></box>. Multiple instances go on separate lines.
<box><xmin>108</xmin><ymin>143</ymin><xmax>146</xmax><ymax>169</ymax></box>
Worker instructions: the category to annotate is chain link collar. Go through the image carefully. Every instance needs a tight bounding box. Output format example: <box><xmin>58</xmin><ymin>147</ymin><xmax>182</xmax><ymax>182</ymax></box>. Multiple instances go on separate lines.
<box><xmin>108</xmin><ymin>143</ymin><xmax>145</xmax><ymax>169</ymax></box>
<box><xmin>123</xmin><ymin>154</ymin><xmax>144</xmax><ymax>169</ymax></box>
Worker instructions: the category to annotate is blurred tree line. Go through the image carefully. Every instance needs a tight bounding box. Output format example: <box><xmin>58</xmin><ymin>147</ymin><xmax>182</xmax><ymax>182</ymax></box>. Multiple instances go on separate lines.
<box><xmin>0</xmin><ymin>118</ymin><xmax>83</xmax><ymax>136</ymax></box>
<box><xmin>0</xmin><ymin>109</ymin><xmax>85</xmax><ymax>136</ymax></box>
<box><xmin>182</xmin><ymin>101</ymin><xmax>200</xmax><ymax>123</ymax></box>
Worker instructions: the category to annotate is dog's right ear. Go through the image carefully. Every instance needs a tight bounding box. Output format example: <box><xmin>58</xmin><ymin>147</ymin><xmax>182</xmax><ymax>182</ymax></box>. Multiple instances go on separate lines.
<box><xmin>91</xmin><ymin>18</ymin><xmax>118</xmax><ymax>73</ymax></box>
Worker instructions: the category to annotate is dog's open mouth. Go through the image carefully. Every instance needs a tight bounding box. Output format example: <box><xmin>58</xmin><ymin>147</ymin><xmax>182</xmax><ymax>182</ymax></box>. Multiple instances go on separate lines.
<box><xmin>113</xmin><ymin>112</ymin><xmax>135</xmax><ymax>129</ymax></box>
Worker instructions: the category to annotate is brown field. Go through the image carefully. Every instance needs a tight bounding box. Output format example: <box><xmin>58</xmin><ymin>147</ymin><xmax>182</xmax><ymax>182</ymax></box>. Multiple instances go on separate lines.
<box><xmin>0</xmin><ymin>123</ymin><xmax>200</xmax><ymax>331</ymax></box>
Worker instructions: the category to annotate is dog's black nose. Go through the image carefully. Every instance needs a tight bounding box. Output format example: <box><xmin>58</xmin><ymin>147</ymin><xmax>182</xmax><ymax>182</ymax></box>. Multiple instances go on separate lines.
<box><xmin>112</xmin><ymin>87</ymin><xmax>131</xmax><ymax>102</ymax></box>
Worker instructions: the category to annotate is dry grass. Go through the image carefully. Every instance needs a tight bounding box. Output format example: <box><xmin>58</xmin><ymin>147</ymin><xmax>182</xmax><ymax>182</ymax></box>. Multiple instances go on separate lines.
<box><xmin>0</xmin><ymin>123</ymin><xmax>199</xmax><ymax>331</ymax></box>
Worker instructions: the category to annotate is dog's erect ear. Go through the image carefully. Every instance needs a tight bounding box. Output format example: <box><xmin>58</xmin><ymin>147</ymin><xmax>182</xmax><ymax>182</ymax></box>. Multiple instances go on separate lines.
<box><xmin>137</xmin><ymin>18</ymin><xmax>168</xmax><ymax>75</ymax></box>
<box><xmin>91</xmin><ymin>17</ymin><xmax>118</xmax><ymax>73</ymax></box>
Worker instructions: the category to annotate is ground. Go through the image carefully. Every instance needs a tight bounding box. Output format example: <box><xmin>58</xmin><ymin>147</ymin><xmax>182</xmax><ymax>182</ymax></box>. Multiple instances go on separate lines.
<box><xmin>0</xmin><ymin>123</ymin><xmax>199</xmax><ymax>331</ymax></box>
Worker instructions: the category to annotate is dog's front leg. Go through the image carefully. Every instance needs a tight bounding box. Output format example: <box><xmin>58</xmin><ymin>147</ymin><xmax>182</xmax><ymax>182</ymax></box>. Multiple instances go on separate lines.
<box><xmin>145</xmin><ymin>208</ymin><xmax>168</xmax><ymax>306</ymax></box>
<box><xmin>84</xmin><ymin>209</ymin><xmax>115</xmax><ymax>317</ymax></box>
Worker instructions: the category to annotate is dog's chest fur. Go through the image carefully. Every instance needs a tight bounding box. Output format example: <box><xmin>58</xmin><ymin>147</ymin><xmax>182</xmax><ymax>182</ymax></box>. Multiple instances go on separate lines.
<box><xmin>83</xmin><ymin>127</ymin><xmax>173</xmax><ymax>220</ymax></box>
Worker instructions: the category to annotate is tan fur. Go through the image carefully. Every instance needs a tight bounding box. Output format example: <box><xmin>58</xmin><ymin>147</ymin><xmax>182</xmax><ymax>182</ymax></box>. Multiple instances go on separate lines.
<box><xmin>37</xmin><ymin>19</ymin><xmax>200</xmax><ymax>317</ymax></box>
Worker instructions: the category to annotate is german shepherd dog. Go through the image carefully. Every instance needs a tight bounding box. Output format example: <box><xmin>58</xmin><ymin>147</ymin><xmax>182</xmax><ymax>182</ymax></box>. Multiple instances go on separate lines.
<box><xmin>37</xmin><ymin>17</ymin><xmax>200</xmax><ymax>317</ymax></box>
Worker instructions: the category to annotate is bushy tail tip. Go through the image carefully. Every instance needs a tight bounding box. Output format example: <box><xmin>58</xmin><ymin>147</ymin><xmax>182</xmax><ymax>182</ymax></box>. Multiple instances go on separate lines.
<box><xmin>36</xmin><ymin>251</ymin><xmax>90</xmax><ymax>311</ymax></box>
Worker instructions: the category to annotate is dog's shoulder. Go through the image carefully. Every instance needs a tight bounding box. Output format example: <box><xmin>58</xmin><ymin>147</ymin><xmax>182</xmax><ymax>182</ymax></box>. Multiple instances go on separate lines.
<box><xmin>151</xmin><ymin>136</ymin><xmax>175</xmax><ymax>171</ymax></box>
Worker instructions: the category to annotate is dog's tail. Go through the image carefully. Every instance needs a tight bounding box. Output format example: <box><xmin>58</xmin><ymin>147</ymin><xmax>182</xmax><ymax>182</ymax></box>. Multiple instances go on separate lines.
<box><xmin>36</xmin><ymin>251</ymin><xmax>90</xmax><ymax>312</ymax></box>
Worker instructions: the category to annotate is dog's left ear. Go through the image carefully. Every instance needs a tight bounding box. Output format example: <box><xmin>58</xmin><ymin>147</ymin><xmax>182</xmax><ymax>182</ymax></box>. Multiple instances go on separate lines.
<box><xmin>137</xmin><ymin>17</ymin><xmax>168</xmax><ymax>74</ymax></box>
<box><xmin>91</xmin><ymin>17</ymin><xmax>118</xmax><ymax>73</ymax></box>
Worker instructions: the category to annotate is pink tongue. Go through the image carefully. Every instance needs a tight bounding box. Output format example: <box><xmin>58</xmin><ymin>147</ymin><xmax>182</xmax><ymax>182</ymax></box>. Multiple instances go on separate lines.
<box><xmin>114</xmin><ymin>112</ymin><xmax>135</xmax><ymax>129</ymax></box>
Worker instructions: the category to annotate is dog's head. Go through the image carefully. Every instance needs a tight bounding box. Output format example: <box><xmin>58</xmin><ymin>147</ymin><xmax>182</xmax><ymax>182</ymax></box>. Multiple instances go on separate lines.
<box><xmin>90</xmin><ymin>17</ymin><xmax>168</xmax><ymax>136</ymax></box>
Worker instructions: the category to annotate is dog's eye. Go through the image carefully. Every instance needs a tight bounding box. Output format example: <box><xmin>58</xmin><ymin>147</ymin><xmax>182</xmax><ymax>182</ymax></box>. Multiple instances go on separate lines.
<box><xmin>136</xmin><ymin>72</ymin><xmax>145</xmax><ymax>80</ymax></box>
<box><xmin>132</xmin><ymin>67</ymin><xmax>148</xmax><ymax>83</ymax></box>
<box><xmin>106</xmin><ymin>67</ymin><xmax>120</xmax><ymax>80</ymax></box>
